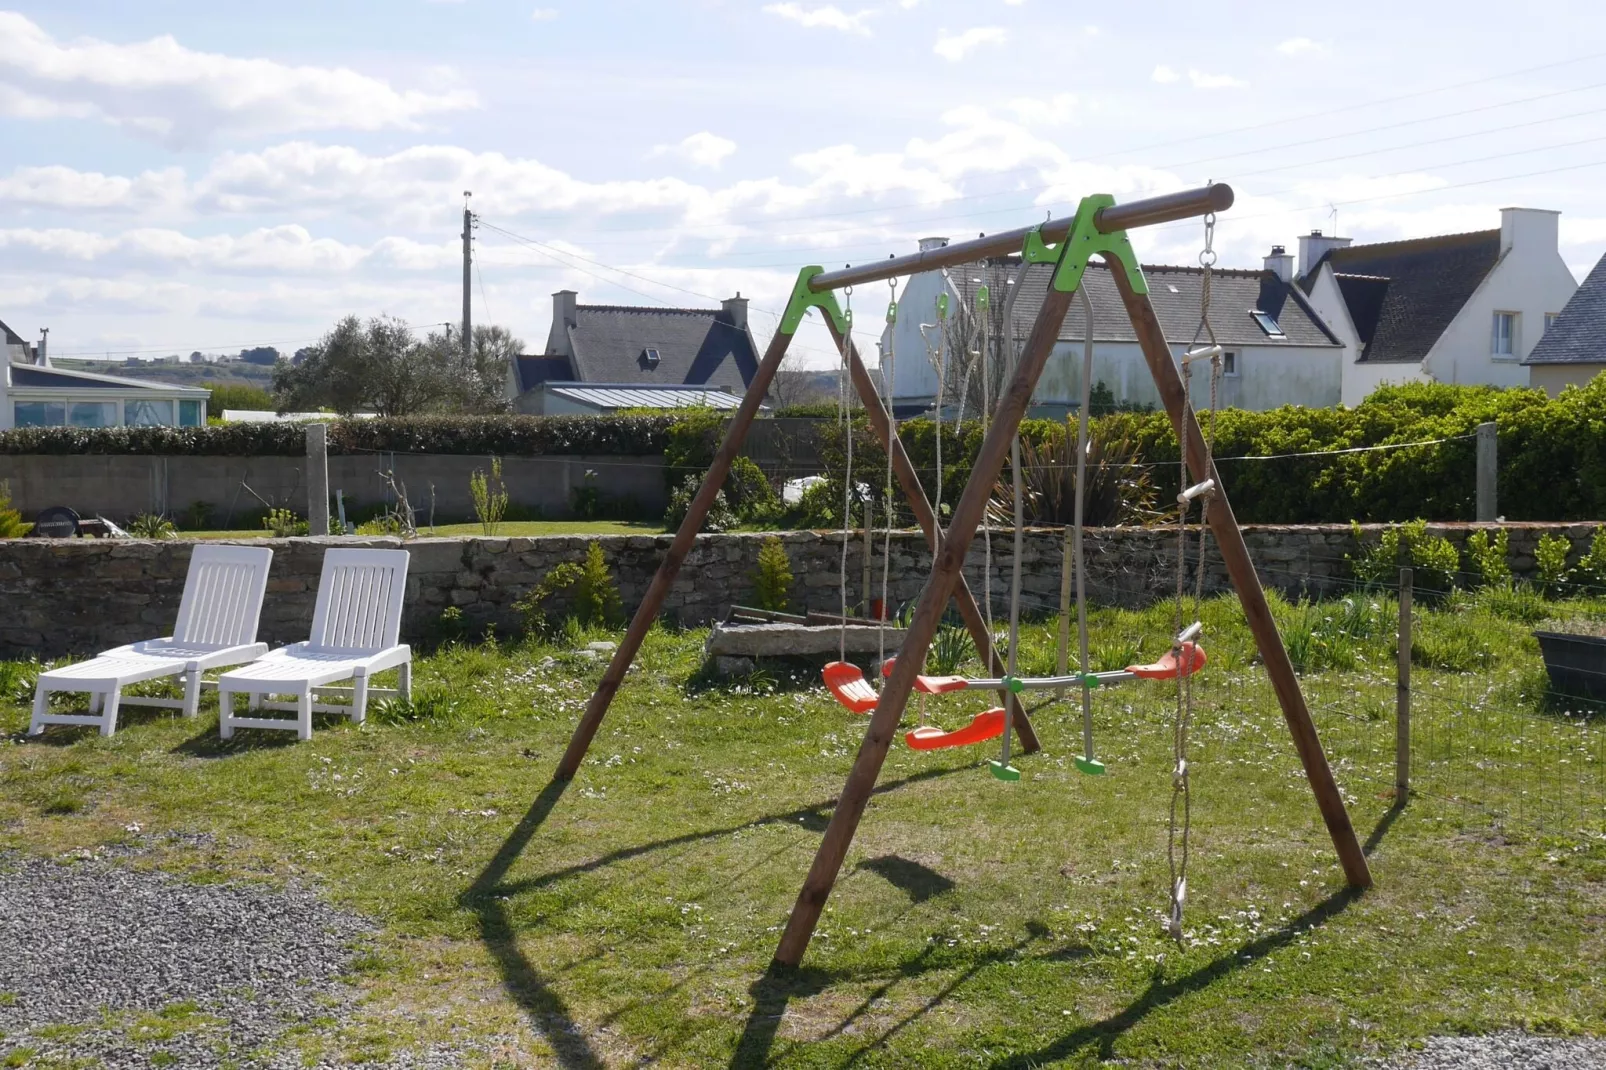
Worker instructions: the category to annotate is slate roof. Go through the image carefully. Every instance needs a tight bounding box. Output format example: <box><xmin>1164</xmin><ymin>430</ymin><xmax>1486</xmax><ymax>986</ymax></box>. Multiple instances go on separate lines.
<box><xmin>513</xmin><ymin>355</ymin><xmax>575</xmax><ymax>392</ymax></box>
<box><xmin>0</xmin><ymin>318</ymin><xmax>27</xmax><ymax>348</ymax></box>
<box><xmin>7</xmin><ymin>364</ymin><xmax>208</xmax><ymax>394</ymax></box>
<box><xmin>947</xmin><ymin>261</ymin><xmax>1340</xmax><ymax>348</ymax></box>
<box><xmin>1524</xmin><ymin>253</ymin><xmax>1606</xmax><ymax>365</ymax></box>
<box><xmin>1303</xmin><ymin>230</ymin><xmax>1502</xmax><ymax>364</ymax></box>
<box><xmin>561</xmin><ymin>305</ymin><xmax>759</xmax><ymax>392</ymax></box>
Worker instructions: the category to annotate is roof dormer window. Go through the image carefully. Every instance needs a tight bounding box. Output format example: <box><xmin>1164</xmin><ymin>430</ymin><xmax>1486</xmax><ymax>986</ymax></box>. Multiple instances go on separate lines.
<box><xmin>1249</xmin><ymin>309</ymin><xmax>1286</xmax><ymax>339</ymax></box>
<box><xmin>642</xmin><ymin>347</ymin><xmax>661</xmax><ymax>367</ymax></box>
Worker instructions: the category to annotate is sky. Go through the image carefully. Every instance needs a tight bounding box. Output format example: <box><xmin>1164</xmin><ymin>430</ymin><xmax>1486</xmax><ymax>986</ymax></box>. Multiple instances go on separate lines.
<box><xmin>3</xmin><ymin>1</ymin><xmax>1606</xmax><ymax>370</ymax></box>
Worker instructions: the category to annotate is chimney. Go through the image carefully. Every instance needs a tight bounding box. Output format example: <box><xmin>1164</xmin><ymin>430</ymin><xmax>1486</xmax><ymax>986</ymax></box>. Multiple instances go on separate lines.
<box><xmin>1297</xmin><ymin>229</ymin><xmax>1352</xmax><ymax>279</ymax></box>
<box><xmin>546</xmin><ymin>290</ymin><xmax>579</xmax><ymax>359</ymax></box>
<box><xmin>1264</xmin><ymin>245</ymin><xmax>1294</xmax><ymax>283</ymax></box>
<box><xmin>35</xmin><ymin>327</ymin><xmax>49</xmax><ymax>368</ymax></box>
<box><xmin>918</xmin><ymin>236</ymin><xmax>949</xmax><ymax>252</ymax></box>
<box><xmin>1500</xmin><ymin>207</ymin><xmax>1560</xmax><ymax>256</ymax></box>
<box><xmin>721</xmin><ymin>291</ymin><xmax>749</xmax><ymax>329</ymax></box>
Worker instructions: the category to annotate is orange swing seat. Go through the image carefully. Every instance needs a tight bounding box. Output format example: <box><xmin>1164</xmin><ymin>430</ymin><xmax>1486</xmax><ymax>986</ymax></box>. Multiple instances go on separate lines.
<box><xmin>905</xmin><ymin>708</ymin><xmax>1007</xmax><ymax>751</ymax></box>
<box><xmin>1126</xmin><ymin>641</ymin><xmax>1207</xmax><ymax>680</ymax></box>
<box><xmin>879</xmin><ymin>656</ymin><xmax>969</xmax><ymax>695</ymax></box>
<box><xmin>823</xmin><ymin>661</ymin><xmax>879</xmax><ymax>714</ymax></box>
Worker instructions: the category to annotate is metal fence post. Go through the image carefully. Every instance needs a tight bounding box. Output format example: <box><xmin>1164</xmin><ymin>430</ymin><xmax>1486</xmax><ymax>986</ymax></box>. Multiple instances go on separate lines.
<box><xmin>1396</xmin><ymin>567</ymin><xmax>1413</xmax><ymax>803</ymax></box>
<box><xmin>307</xmin><ymin>423</ymin><xmax>330</xmax><ymax>537</ymax></box>
<box><xmin>1475</xmin><ymin>421</ymin><xmax>1497</xmax><ymax>522</ymax></box>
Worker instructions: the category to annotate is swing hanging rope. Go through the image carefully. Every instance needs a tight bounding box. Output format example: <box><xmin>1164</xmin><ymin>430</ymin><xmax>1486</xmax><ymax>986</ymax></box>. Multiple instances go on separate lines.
<box><xmin>837</xmin><ymin>285</ymin><xmax>855</xmax><ymax>666</ymax></box>
<box><xmin>879</xmin><ymin>277</ymin><xmax>899</xmax><ymax>669</ymax></box>
<box><xmin>1169</xmin><ymin>208</ymin><xmax>1223</xmax><ymax>941</ymax></box>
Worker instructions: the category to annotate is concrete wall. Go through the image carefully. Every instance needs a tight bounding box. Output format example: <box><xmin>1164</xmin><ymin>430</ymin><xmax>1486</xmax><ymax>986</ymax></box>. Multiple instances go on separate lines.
<box><xmin>2</xmin><ymin>522</ymin><xmax>1600</xmax><ymax>658</ymax></box>
<box><xmin>1529</xmin><ymin>363</ymin><xmax>1606</xmax><ymax>397</ymax></box>
<box><xmin>0</xmin><ymin>453</ymin><xmax>667</xmax><ymax>524</ymax></box>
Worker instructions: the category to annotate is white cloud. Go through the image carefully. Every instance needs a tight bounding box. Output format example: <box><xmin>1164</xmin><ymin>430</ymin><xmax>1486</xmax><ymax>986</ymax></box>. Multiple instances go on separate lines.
<box><xmin>1275</xmin><ymin>36</ymin><xmax>1324</xmax><ymax>55</ymax></box>
<box><xmin>0</xmin><ymin>165</ymin><xmax>186</xmax><ymax>213</ymax></box>
<box><xmin>761</xmin><ymin>3</ymin><xmax>874</xmax><ymax>35</ymax></box>
<box><xmin>1188</xmin><ymin>69</ymin><xmax>1248</xmax><ymax>89</ymax></box>
<box><xmin>1006</xmin><ymin>93</ymin><xmax>1079</xmax><ymax>126</ymax></box>
<box><xmin>1151</xmin><ymin>65</ymin><xmax>1180</xmax><ymax>84</ymax></box>
<box><xmin>0</xmin><ymin>11</ymin><xmax>476</xmax><ymax>147</ymax></box>
<box><xmin>933</xmin><ymin>26</ymin><xmax>1007</xmax><ymax>61</ymax></box>
<box><xmin>650</xmin><ymin>132</ymin><xmax>738</xmax><ymax>170</ymax></box>
<box><xmin>530</xmin><ymin>7</ymin><xmax>559</xmax><ymax>20</ymax></box>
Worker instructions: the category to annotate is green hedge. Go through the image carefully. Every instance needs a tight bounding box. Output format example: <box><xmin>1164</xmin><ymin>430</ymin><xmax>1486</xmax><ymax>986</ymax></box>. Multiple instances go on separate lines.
<box><xmin>0</xmin><ymin>415</ymin><xmax>676</xmax><ymax>458</ymax></box>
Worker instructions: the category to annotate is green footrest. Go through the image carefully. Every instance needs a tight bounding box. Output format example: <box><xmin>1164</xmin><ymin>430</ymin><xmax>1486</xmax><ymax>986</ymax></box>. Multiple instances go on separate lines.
<box><xmin>989</xmin><ymin>761</ymin><xmax>1021</xmax><ymax>782</ymax></box>
<box><xmin>1074</xmin><ymin>755</ymin><xmax>1106</xmax><ymax>776</ymax></box>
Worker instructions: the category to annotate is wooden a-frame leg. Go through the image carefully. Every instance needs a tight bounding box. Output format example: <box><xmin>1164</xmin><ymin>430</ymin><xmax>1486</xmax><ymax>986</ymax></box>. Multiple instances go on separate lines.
<box><xmin>833</xmin><ymin>324</ymin><xmax>1040</xmax><ymax>754</ymax></box>
<box><xmin>774</xmin><ymin>274</ymin><xmax>1081</xmax><ymax>967</ymax></box>
<box><xmin>556</xmin><ymin>322</ymin><xmax>801</xmax><ymax>780</ymax></box>
<box><xmin>1110</xmin><ymin>267</ymin><xmax>1371</xmax><ymax>890</ymax></box>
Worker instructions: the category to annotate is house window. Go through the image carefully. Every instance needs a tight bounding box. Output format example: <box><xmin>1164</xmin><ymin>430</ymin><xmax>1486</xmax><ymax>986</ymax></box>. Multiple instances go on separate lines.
<box><xmin>124</xmin><ymin>399</ymin><xmax>175</xmax><ymax>426</ymax></box>
<box><xmin>1545</xmin><ymin>312</ymin><xmax>1560</xmax><ymax>334</ymax></box>
<box><xmin>642</xmin><ymin>347</ymin><xmax>661</xmax><ymax>367</ymax></box>
<box><xmin>1249</xmin><ymin>310</ymin><xmax>1286</xmax><ymax>339</ymax></box>
<box><xmin>13</xmin><ymin>401</ymin><xmax>66</xmax><ymax>427</ymax></box>
<box><xmin>178</xmin><ymin>400</ymin><xmax>203</xmax><ymax>427</ymax></box>
<box><xmin>69</xmin><ymin>402</ymin><xmax>116</xmax><ymax>428</ymax></box>
<box><xmin>1222</xmin><ymin>351</ymin><xmax>1238</xmax><ymax>377</ymax></box>
<box><xmin>1492</xmin><ymin>311</ymin><xmax>1518</xmax><ymax>357</ymax></box>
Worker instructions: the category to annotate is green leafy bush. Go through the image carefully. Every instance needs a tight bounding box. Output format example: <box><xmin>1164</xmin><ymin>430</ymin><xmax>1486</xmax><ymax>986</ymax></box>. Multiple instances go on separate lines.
<box><xmin>725</xmin><ymin>455</ymin><xmax>778</xmax><ymax>520</ymax></box>
<box><xmin>1575</xmin><ymin>526</ymin><xmax>1606</xmax><ymax>596</ymax></box>
<box><xmin>262</xmin><ymin>507</ymin><xmax>307</xmax><ymax>538</ymax></box>
<box><xmin>752</xmin><ymin>536</ymin><xmax>794</xmax><ymax>611</ymax></box>
<box><xmin>1350</xmin><ymin>519</ymin><xmax>1460</xmax><ymax>598</ymax></box>
<box><xmin>203</xmin><ymin>382</ymin><xmax>276</xmax><ymax>419</ymax></box>
<box><xmin>0</xmin><ymin>481</ymin><xmax>29</xmax><ymax>538</ymax></box>
<box><xmin>664</xmin><ymin>475</ymin><xmax>735</xmax><ymax>533</ymax></box>
<box><xmin>516</xmin><ymin>542</ymin><xmax>623</xmax><ymax>635</ymax></box>
<box><xmin>1536</xmin><ymin>532</ymin><xmax>1573</xmax><ymax>595</ymax></box>
<box><xmin>927</xmin><ymin>625</ymin><xmax>974</xmax><ymax>675</ymax></box>
<box><xmin>127</xmin><ymin>513</ymin><xmax>178</xmax><ymax>539</ymax></box>
<box><xmin>470</xmin><ymin>457</ymin><xmax>509</xmax><ymax>535</ymax></box>
<box><xmin>1464</xmin><ymin>528</ymin><xmax>1511</xmax><ymax>587</ymax></box>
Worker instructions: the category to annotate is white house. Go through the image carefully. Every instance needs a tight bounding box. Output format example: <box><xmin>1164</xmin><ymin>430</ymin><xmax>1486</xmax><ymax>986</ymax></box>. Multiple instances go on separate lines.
<box><xmin>1</xmin><ymin>320</ymin><xmax>210</xmax><ymax>431</ymax></box>
<box><xmin>1523</xmin><ymin>252</ymin><xmax>1606</xmax><ymax>396</ymax></box>
<box><xmin>1296</xmin><ymin>209</ymin><xmax>1579</xmax><ymax>405</ymax></box>
<box><xmin>877</xmin><ymin>241</ymin><xmax>1343</xmax><ymax>416</ymax></box>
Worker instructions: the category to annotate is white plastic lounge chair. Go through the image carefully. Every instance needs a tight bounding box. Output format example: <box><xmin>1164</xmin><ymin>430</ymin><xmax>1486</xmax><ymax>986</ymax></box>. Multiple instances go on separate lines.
<box><xmin>217</xmin><ymin>548</ymin><xmax>411</xmax><ymax>741</ymax></box>
<box><xmin>29</xmin><ymin>545</ymin><xmax>275</xmax><ymax>737</ymax></box>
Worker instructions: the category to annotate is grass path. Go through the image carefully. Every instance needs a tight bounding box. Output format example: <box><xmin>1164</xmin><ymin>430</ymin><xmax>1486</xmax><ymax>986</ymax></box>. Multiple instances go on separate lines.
<box><xmin>2</xmin><ymin>596</ymin><xmax>1604</xmax><ymax>1067</ymax></box>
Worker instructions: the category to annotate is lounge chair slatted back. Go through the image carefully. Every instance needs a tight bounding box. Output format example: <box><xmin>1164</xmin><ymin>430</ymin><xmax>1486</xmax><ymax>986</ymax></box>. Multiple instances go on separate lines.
<box><xmin>173</xmin><ymin>546</ymin><xmax>274</xmax><ymax>648</ymax></box>
<box><xmin>308</xmin><ymin>549</ymin><xmax>409</xmax><ymax>654</ymax></box>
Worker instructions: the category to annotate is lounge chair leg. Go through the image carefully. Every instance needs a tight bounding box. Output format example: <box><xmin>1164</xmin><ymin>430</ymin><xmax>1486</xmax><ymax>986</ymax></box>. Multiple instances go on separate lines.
<box><xmin>352</xmin><ymin>673</ymin><xmax>369</xmax><ymax>726</ymax></box>
<box><xmin>28</xmin><ymin>686</ymin><xmax>47</xmax><ymax>736</ymax></box>
<box><xmin>219</xmin><ymin>689</ymin><xmax>234</xmax><ymax>739</ymax></box>
<box><xmin>297</xmin><ymin>688</ymin><xmax>313</xmax><ymax>742</ymax></box>
<box><xmin>88</xmin><ymin>692</ymin><xmax>103</xmax><ymax>715</ymax></box>
<box><xmin>398</xmin><ymin>661</ymin><xmax>412</xmax><ymax>700</ymax></box>
<box><xmin>183</xmin><ymin>670</ymin><xmax>202</xmax><ymax>718</ymax></box>
<box><xmin>101</xmin><ymin>689</ymin><xmax>122</xmax><ymax>737</ymax></box>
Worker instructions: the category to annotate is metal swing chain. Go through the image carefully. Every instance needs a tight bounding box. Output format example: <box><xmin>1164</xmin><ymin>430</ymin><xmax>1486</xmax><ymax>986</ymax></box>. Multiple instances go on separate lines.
<box><xmin>1169</xmin><ymin>209</ymin><xmax>1222</xmax><ymax>941</ymax></box>
<box><xmin>879</xmin><ymin>277</ymin><xmax>899</xmax><ymax>668</ymax></box>
<box><xmin>838</xmin><ymin>285</ymin><xmax>855</xmax><ymax>665</ymax></box>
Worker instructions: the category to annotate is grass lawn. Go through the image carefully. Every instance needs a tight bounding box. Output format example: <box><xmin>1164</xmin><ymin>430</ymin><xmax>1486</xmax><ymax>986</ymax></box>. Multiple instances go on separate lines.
<box><xmin>185</xmin><ymin>519</ymin><xmax>666</xmax><ymax>540</ymax></box>
<box><xmin>2</xmin><ymin>591</ymin><xmax>1604</xmax><ymax>1067</ymax></box>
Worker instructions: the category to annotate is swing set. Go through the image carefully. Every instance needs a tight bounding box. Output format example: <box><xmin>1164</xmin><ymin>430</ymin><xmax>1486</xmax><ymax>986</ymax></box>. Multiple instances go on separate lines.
<box><xmin>553</xmin><ymin>183</ymin><xmax>1373</xmax><ymax>968</ymax></box>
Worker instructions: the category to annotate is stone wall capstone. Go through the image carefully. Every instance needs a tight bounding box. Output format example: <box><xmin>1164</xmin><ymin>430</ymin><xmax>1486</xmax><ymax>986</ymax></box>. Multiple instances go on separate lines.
<box><xmin>0</xmin><ymin>522</ymin><xmax>1600</xmax><ymax>658</ymax></box>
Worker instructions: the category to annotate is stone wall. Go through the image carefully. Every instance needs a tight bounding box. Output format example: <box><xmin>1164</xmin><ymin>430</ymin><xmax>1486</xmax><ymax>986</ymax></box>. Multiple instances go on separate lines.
<box><xmin>0</xmin><ymin>522</ymin><xmax>1599</xmax><ymax>658</ymax></box>
<box><xmin>0</xmin><ymin>452</ymin><xmax>667</xmax><ymax>525</ymax></box>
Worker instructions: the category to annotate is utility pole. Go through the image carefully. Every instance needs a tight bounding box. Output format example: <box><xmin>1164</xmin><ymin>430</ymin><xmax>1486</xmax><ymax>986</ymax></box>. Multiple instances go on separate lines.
<box><xmin>462</xmin><ymin>191</ymin><xmax>474</xmax><ymax>366</ymax></box>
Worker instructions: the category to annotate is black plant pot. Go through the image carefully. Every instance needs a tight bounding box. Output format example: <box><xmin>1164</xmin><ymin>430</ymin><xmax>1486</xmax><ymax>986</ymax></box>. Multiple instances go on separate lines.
<box><xmin>1533</xmin><ymin>630</ymin><xmax>1606</xmax><ymax>702</ymax></box>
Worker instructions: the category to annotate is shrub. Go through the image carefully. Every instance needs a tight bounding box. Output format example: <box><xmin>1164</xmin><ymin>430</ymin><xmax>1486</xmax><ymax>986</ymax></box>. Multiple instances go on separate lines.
<box><xmin>725</xmin><ymin>455</ymin><xmax>779</xmax><ymax>520</ymax></box>
<box><xmin>1536</xmin><ymin>532</ymin><xmax>1573</xmax><ymax>596</ymax></box>
<box><xmin>516</xmin><ymin>541</ymin><xmax>623</xmax><ymax>635</ymax></box>
<box><xmin>1576</xmin><ymin>526</ymin><xmax>1606</xmax><ymax>596</ymax></box>
<box><xmin>988</xmin><ymin>421</ymin><xmax>1156</xmax><ymax>527</ymax></box>
<box><xmin>1350</xmin><ymin>519</ymin><xmax>1460</xmax><ymax>598</ymax></box>
<box><xmin>0</xmin><ymin>481</ymin><xmax>28</xmax><ymax>538</ymax></box>
<box><xmin>262</xmin><ymin>508</ymin><xmax>308</xmax><ymax>538</ymax></box>
<box><xmin>664</xmin><ymin>475</ymin><xmax>735</xmax><ymax>533</ymax></box>
<box><xmin>772</xmin><ymin>402</ymin><xmax>839</xmax><ymax>419</ymax></box>
<box><xmin>203</xmin><ymin>383</ymin><xmax>276</xmax><ymax>419</ymax></box>
<box><xmin>752</xmin><ymin>537</ymin><xmax>794</xmax><ymax>611</ymax></box>
<box><xmin>795</xmin><ymin>478</ymin><xmax>843</xmax><ymax>529</ymax></box>
<box><xmin>927</xmin><ymin>625</ymin><xmax>974</xmax><ymax>675</ymax></box>
<box><xmin>127</xmin><ymin>513</ymin><xmax>178</xmax><ymax>539</ymax></box>
<box><xmin>1464</xmin><ymin>528</ymin><xmax>1511</xmax><ymax>587</ymax></box>
<box><xmin>470</xmin><ymin>457</ymin><xmax>509</xmax><ymax>535</ymax></box>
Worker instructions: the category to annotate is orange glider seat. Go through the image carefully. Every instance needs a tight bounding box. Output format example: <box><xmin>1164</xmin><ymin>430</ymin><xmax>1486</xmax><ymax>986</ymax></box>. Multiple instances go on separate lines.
<box><xmin>1126</xmin><ymin>640</ymin><xmax>1207</xmax><ymax>680</ymax></box>
<box><xmin>823</xmin><ymin>661</ymin><xmax>878</xmax><ymax>714</ymax></box>
<box><xmin>880</xmin><ymin>656</ymin><xmax>970</xmax><ymax>694</ymax></box>
<box><xmin>905</xmin><ymin>708</ymin><xmax>1007</xmax><ymax>750</ymax></box>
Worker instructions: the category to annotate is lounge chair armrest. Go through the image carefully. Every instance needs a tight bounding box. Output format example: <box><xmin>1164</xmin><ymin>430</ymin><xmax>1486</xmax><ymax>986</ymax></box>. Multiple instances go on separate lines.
<box><xmin>187</xmin><ymin>642</ymin><xmax>271</xmax><ymax>671</ymax></box>
<box><xmin>351</xmin><ymin>645</ymin><xmax>412</xmax><ymax>677</ymax></box>
<box><xmin>103</xmin><ymin>638</ymin><xmax>175</xmax><ymax>657</ymax></box>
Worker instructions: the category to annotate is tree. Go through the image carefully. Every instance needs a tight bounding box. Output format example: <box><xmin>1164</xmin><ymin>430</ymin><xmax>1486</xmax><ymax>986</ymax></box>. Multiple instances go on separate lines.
<box><xmin>238</xmin><ymin>346</ymin><xmax>280</xmax><ymax>366</ymax></box>
<box><xmin>768</xmin><ymin>351</ymin><xmax>834</xmax><ymax>409</ymax></box>
<box><xmin>204</xmin><ymin>382</ymin><xmax>276</xmax><ymax>419</ymax></box>
<box><xmin>274</xmin><ymin>315</ymin><xmax>440</xmax><ymax>416</ymax></box>
<box><xmin>412</xmin><ymin>324</ymin><xmax>519</xmax><ymax>415</ymax></box>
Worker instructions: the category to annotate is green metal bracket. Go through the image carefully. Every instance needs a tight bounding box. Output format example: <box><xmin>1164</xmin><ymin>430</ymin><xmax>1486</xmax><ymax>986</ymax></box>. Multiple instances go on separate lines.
<box><xmin>1021</xmin><ymin>224</ymin><xmax>1061</xmax><ymax>265</ymax></box>
<box><xmin>989</xmin><ymin>760</ymin><xmax>1022</xmax><ymax>782</ymax></box>
<box><xmin>1049</xmin><ymin>194</ymin><xmax>1148</xmax><ymax>296</ymax></box>
<box><xmin>778</xmin><ymin>266</ymin><xmax>849</xmax><ymax>336</ymax></box>
<box><xmin>937</xmin><ymin>292</ymin><xmax>949</xmax><ymax>319</ymax></box>
<box><xmin>976</xmin><ymin>284</ymin><xmax>990</xmax><ymax>311</ymax></box>
<box><xmin>1003</xmin><ymin>675</ymin><xmax>1025</xmax><ymax>695</ymax></box>
<box><xmin>1080</xmin><ymin>673</ymin><xmax>1100</xmax><ymax>690</ymax></box>
<box><xmin>886</xmin><ymin>300</ymin><xmax>897</xmax><ymax>324</ymax></box>
<box><xmin>1074</xmin><ymin>755</ymin><xmax>1107</xmax><ymax>776</ymax></box>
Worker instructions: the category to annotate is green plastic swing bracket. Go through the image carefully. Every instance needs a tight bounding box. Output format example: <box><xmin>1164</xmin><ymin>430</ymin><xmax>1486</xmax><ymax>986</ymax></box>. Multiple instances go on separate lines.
<box><xmin>1074</xmin><ymin>755</ymin><xmax>1107</xmax><ymax>776</ymax></box>
<box><xmin>1078</xmin><ymin>672</ymin><xmax>1100</xmax><ymax>690</ymax></box>
<box><xmin>937</xmin><ymin>292</ymin><xmax>949</xmax><ymax>319</ymax></box>
<box><xmin>1002</xmin><ymin>675</ymin><xmax>1026</xmax><ymax>694</ymax></box>
<box><xmin>1051</xmin><ymin>194</ymin><xmax>1148</xmax><ymax>296</ymax></box>
<box><xmin>989</xmin><ymin>760</ymin><xmax>1021</xmax><ymax>782</ymax></box>
<box><xmin>778</xmin><ymin>266</ymin><xmax>849</xmax><ymax>336</ymax></box>
<box><xmin>976</xmin><ymin>284</ymin><xmax>990</xmax><ymax>310</ymax></box>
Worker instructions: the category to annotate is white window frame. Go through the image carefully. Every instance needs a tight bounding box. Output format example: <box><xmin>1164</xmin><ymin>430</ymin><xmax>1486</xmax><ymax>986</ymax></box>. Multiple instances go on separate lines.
<box><xmin>1492</xmin><ymin>311</ymin><xmax>1519</xmax><ymax>359</ymax></box>
<box><xmin>1222</xmin><ymin>350</ymin><xmax>1239</xmax><ymax>377</ymax></box>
